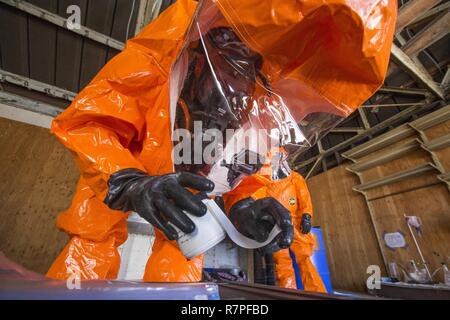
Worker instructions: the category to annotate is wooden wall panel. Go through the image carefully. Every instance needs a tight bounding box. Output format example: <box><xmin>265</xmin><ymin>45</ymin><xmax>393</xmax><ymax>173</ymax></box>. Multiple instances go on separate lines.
<box><xmin>423</xmin><ymin>119</ymin><xmax>450</xmax><ymax>140</ymax></box>
<box><xmin>360</xmin><ymin>146</ymin><xmax>437</xmax><ymax>200</ymax></box>
<box><xmin>0</xmin><ymin>118</ymin><xmax>79</xmax><ymax>274</ymax></box>
<box><xmin>55</xmin><ymin>0</ymin><xmax>88</xmax><ymax>92</ymax></box>
<box><xmin>27</xmin><ymin>0</ymin><xmax>58</xmax><ymax>85</ymax></box>
<box><xmin>0</xmin><ymin>2</ymin><xmax>29</xmax><ymax>76</ymax></box>
<box><xmin>79</xmin><ymin>0</ymin><xmax>117</xmax><ymax>88</ymax></box>
<box><xmin>307</xmin><ymin>115</ymin><xmax>450</xmax><ymax>292</ymax></box>
<box><xmin>355</xmin><ymin>119</ymin><xmax>450</xmax><ymax>284</ymax></box>
<box><xmin>436</xmin><ymin>148</ymin><xmax>450</xmax><ymax>172</ymax></box>
<box><xmin>370</xmin><ymin>184</ymin><xmax>450</xmax><ymax>283</ymax></box>
<box><xmin>364</xmin><ymin>170</ymin><xmax>440</xmax><ymax>201</ymax></box>
<box><xmin>362</xmin><ymin>149</ymin><xmax>431</xmax><ymax>181</ymax></box>
<box><xmin>423</xmin><ymin>119</ymin><xmax>450</xmax><ymax>172</ymax></box>
<box><xmin>307</xmin><ymin>166</ymin><xmax>385</xmax><ymax>293</ymax></box>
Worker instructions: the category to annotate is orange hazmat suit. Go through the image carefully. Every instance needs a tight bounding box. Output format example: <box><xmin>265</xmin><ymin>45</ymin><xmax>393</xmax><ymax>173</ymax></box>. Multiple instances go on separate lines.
<box><xmin>222</xmin><ymin>149</ymin><xmax>326</xmax><ymax>292</ymax></box>
<box><xmin>47</xmin><ymin>0</ymin><xmax>397</xmax><ymax>283</ymax></box>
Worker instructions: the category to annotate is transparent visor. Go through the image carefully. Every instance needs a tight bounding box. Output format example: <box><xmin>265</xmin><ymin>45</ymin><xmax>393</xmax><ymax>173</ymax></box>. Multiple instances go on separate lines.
<box><xmin>170</xmin><ymin>1</ymin><xmax>347</xmax><ymax>194</ymax></box>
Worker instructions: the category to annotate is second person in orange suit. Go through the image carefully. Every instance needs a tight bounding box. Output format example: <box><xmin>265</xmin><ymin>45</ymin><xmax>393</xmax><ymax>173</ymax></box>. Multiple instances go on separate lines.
<box><xmin>223</xmin><ymin>149</ymin><xmax>326</xmax><ymax>292</ymax></box>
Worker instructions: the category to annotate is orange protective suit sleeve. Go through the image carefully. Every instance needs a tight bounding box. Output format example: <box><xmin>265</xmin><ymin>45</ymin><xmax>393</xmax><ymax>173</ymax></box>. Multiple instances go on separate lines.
<box><xmin>51</xmin><ymin>0</ymin><xmax>198</xmax><ymax>198</ymax></box>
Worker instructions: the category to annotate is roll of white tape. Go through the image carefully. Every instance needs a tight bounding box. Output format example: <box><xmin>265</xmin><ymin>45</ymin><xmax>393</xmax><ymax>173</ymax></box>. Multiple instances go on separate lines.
<box><xmin>205</xmin><ymin>200</ymin><xmax>282</xmax><ymax>249</ymax></box>
<box><xmin>175</xmin><ymin>200</ymin><xmax>282</xmax><ymax>259</ymax></box>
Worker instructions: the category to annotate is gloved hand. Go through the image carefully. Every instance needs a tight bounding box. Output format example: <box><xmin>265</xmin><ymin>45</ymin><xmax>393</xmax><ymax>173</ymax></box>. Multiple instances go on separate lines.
<box><xmin>300</xmin><ymin>213</ymin><xmax>312</xmax><ymax>234</ymax></box>
<box><xmin>229</xmin><ymin>197</ymin><xmax>294</xmax><ymax>254</ymax></box>
<box><xmin>104</xmin><ymin>169</ymin><xmax>215</xmax><ymax>240</ymax></box>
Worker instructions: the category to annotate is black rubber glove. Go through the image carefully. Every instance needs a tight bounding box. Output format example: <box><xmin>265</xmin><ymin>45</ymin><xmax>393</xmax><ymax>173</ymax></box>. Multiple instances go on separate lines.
<box><xmin>300</xmin><ymin>213</ymin><xmax>312</xmax><ymax>234</ymax></box>
<box><xmin>229</xmin><ymin>197</ymin><xmax>294</xmax><ymax>254</ymax></box>
<box><xmin>104</xmin><ymin>169</ymin><xmax>215</xmax><ymax>240</ymax></box>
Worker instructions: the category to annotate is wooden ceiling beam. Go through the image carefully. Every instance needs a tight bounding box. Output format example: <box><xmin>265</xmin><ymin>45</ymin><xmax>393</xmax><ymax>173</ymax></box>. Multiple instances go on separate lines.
<box><xmin>390</xmin><ymin>44</ymin><xmax>445</xmax><ymax>99</ymax></box>
<box><xmin>135</xmin><ymin>1</ymin><xmax>163</xmax><ymax>35</ymax></box>
<box><xmin>402</xmin><ymin>11</ymin><xmax>450</xmax><ymax>56</ymax></box>
<box><xmin>408</xmin><ymin>2</ymin><xmax>450</xmax><ymax>29</ymax></box>
<box><xmin>396</xmin><ymin>0</ymin><xmax>441</xmax><ymax>33</ymax></box>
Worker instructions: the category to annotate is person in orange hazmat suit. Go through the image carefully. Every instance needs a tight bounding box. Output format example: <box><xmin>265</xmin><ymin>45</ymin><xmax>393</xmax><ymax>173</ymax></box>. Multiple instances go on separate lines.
<box><xmin>47</xmin><ymin>0</ymin><xmax>397</xmax><ymax>284</ymax></box>
<box><xmin>222</xmin><ymin>148</ymin><xmax>326</xmax><ymax>292</ymax></box>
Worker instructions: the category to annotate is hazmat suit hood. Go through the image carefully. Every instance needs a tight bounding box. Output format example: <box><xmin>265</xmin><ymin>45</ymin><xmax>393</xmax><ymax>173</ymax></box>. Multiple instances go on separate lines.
<box><xmin>170</xmin><ymin>0</ymin><xmax>397</xmax><ymax>194</ymax></box>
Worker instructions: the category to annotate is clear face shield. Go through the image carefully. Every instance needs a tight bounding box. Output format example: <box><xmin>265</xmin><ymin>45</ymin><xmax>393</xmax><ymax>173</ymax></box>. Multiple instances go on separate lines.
<box><xmin>169</xmin><ymin>0</ymin><xmax>357</xmax><ymax>194</ymax></box>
